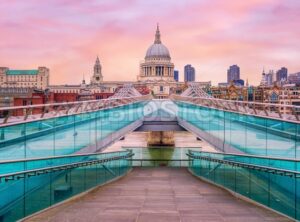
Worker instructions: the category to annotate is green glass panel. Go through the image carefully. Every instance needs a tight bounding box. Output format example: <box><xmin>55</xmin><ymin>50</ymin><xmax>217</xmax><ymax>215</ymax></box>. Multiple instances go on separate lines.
<box><xmin>269</xmin><ymin>173</ymin><xmax>296</xmax><ymax>219</ymax></box>
<box><xmin>25</xmin><ymin>174</ymin><xmax>51</xmax><ymax>217</ymax></box>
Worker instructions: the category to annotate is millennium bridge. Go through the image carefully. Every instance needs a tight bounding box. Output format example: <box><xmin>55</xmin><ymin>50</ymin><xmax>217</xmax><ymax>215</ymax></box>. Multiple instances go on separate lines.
<box><xmin>0</xmin><ymin>84</ymin><xmax>299</xmax><ymax>221</ymax></box>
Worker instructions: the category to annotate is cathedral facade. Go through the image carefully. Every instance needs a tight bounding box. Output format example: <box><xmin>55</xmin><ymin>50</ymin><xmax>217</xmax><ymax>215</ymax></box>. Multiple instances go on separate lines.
<box><xmin>139</xmin><ymin>25</ymin><xmax>174</xmax><ymax>82</ymax></box>
<box><xmin>138</xmin><ymin>25</ymin><xmax>180</xmax><ymax>98</ymax></box>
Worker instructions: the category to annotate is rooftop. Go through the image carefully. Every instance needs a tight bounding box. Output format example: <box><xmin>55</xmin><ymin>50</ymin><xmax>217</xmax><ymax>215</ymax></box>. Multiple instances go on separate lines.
<box><xmin>6</xmin><ymin>69</ymin><xmax>38</xmax><ymax>75</ymax></box>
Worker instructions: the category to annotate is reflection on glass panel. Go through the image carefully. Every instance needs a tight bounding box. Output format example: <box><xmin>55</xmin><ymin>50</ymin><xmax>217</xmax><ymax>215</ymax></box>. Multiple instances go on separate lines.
<box><xmin>177</xmin><ymin>101</ymin><xmax>300</xmax><ymax>158</ymax></box>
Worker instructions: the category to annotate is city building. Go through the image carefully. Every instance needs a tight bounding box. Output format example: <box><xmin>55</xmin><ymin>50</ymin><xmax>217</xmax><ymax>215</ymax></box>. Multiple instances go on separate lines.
<box><xmin>247</xmin><ymin>86</ymin><xmax>264</xmax><ymax>102</ymax></box>
<box><xmin>232</xmin><ymin>79</ymin><xmax>244</xmax><ymax>86</ymax></box>
<box><xmin>49</xmin><ymin>56</ymin><xmax>152</xmax><ymax>103</ymax></box>
<box><xmin>227</xmin><ymin>65</ymin><xmax>240</xmax><ymax>83</ymax></box>
<box><xmin>0</xmin><ymin>87</ymin><xmax>53</xmax><ymax>116</ymax></box>
<box><xmin>263</xmin><ymin>85</ymin><xmax>300</xmax><ymax>114</ymax></box>
<box><xmin>90</xmin><ymin>56</ymin><xmax>103</xmax><ymax>85</ymax></box>
<box><xmin>49</xmin><ymin>58</ymin><xmax>115</xmax><ymax>102</ymax></box>
<box><xmin>218</xmin><ymin>82</ymin><xmax>229</xmax><ymax>87</ymax></box>
<box><xmin>174</xmin><ymin>70</ymin><xmax>179</xmax><ymax>82</ymax></box>
<box><xmin>184</xmin><ymin>65</ymin><xmax>195</xmax><ymax>82</ymax></box>
<box><xmin>210</xmin><ymin>81</ymin><xmax>300</xmax><ymax>115</ymax></box>
<box><xmin>276</xmin><ymin>67</ymin><xmax>288</xmax><ymax>83</ymax></box>
<box><xmin>0</xmin><ymin>25</ymin><xmax>213</xmax><ymax>104</ymax></box>
<box><xmin>138</xmin><ymin>25</ymin><xmax>174</xmax><ymax>82</ymax></box>
<box><xmin>260</xmin><ymin>69</ymin><xmax>274</xmax><ymax>86</ymax></box>
<box><xmin>0</xmin><ymin>67</ymin><xmax>49</xmax><ymax>89</ymax></box>
<box><xmin>137</xmin><ymin>25</ymin><xmax>181</xmax><ymax>98</ymax></box>
<box><xmin>136</xmin><ymin>25</ymin><xmax>207</xmax><ymax>98</ymax></box>
<box><xmin>50</xmin><ymin>82</ymin><xmax>115</xmax><ymax>103</ymax></box>
<box><xmin>288</xmin><ymin>72</ymin><xmax>300</xmax><ymax>85</ymax></box>
<box><xmin>210</xmin><ymin>83</ymin><xmax>248</xmax><ymax>101</ymax></box>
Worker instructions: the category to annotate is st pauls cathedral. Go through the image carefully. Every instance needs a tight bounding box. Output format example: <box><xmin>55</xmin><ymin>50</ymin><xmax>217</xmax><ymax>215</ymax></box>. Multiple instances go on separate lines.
<box><xmin>137</xmin><ymin>25</ymin><xmax>180</xmax><ymax>98</ymax></box>
<box><xmin>0</xmin><ymin>25</ymin><xmax>210</xmax><ymax>103</ymax></box>
<box><xmin>48</xmin><ymin>24</ymin><xmax>196</xmax><ymax>100</ymax></box>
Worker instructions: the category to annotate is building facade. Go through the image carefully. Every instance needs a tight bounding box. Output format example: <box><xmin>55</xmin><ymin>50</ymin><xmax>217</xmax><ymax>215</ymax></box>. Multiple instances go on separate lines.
<box><xmin>276</xmin><ymin>67</ymin><xmax>288</xmax><ymax>83</ymax></box>
<box><xmin>288</xmin><ymin>72</ymin><xmax>300</xmax><ymax>85</ymax></box>
<box><xmin>232</xmin><ymin>79</ymin><xmax>244</xmax><ymax>86</ymax></box>
<box><xmin>50</xmin><ymin>81</ymin><xmax>115</xmax><ymax>103</ymax></box>
<box><xmin>263</xmin><ymin>85</ymin><xmax>300</xmax><ymax>114</ymax></box>
<box><xmin>174</xmin><ymin>70</ymin><xmax>179</xmax><ymax>82</ymax></box>
<box><xmin>137</xmin><ymin>25</ymin><xmax>185</xmax><ymax>98</ymax></box>
<box><xmin>227</xmin><ymin>65</ymin><xmax>240</xmax><ymax>83</ymax></box>
<box><xmin>90</xmin><ymin>56</ymin><xmax>103</xmax><ymax>85</ymax></box>
<box><xmin>209</xmin><ymin>82</ymin><xmax>300</xmax><ymax>115</ymax></box>
<box><xmin>210</xmin><ymin>83</ymin><xmax>248</xmax><ymax>101</ymax></box>
<box><xmin>138</xmin><ymin>25</ymin><xmax>174</xmax><ymax>83</ymax></box>
<box><xmin>0</xmin><ymin>87</ymin><xmax>53</xmax><ymax>116</ymax></box>
<box><xmin>260</xmin><ymin>70</ymin><xmax>274</xmax><ymax>86</ymax></box>
<box><xmin>184</xmin><ymin>65</ymin><xmax>195</xmax><ymax>82</ymax></box>
<box><xmin>0</xmin><ymin>67</ymin><xmax>49</xmax><ymax>89</ymax></box>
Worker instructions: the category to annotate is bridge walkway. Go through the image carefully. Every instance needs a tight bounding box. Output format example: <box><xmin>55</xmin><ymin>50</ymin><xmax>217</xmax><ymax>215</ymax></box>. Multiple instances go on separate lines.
<box><xmin>25</xmin><ymin>168</ymin><xmax>290</xmax><ymax>222</ymax></box>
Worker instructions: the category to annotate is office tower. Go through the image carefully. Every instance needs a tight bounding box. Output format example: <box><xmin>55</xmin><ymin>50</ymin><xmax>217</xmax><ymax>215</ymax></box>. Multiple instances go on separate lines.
<box><xmin>227</xmin><ymin>65</ymin><xmax>240</xmax><ymax>83</ymax></box>
<box><xmin>184</xmin><ymin>65</ymin><xmax>195</xmax><ymax>82</ymax></box>
<box><xmin>174</xmin><ymin>70</ymin><xmax>179</xmax><ymax>82</ymax></box>
<box><xmin>276</xmin><ymin>67</ymin><xmax>288</xmax><ymax>82</ymax></box>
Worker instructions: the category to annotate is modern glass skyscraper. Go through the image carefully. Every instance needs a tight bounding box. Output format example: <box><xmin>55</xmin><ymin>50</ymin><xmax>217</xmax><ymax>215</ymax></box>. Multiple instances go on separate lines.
<box><xmin>276</xmin><ymin>67</ymin><xmax>288</xmax><ymax>82</ymax></box>
<box><xmin>174</xmin><ymin>70</ymin><xmax>179</xmax><ymax>82</ymax></box>
<box><xmin>227</xmin><ymin>65</ymin><xmax>240</xmax><ymax>83</ymax></box>
<box><xmin>184</xmin><ymin>65</ymin><xmax>195</xmax><ymax>82</ymax></box>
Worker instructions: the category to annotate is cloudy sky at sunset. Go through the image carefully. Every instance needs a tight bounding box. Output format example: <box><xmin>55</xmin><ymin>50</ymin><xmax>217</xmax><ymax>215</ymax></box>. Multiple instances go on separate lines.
<box><xmin>0</xmin><ymin>0</ymin><xmax>299</xmax><ymax>85</ymax></box>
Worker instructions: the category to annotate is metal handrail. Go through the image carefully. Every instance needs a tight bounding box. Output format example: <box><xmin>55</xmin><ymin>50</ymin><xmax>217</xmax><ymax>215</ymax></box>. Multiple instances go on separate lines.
<box><xmin>172</xmin><ymin>94</ymin><xmax>300</xmax><ymax>123</ymax></box>
<box><xmin>0</xmin><ymin>152</ymin><xmax>134</xmax><ymax>181</ymax></box>
<box><xmin>0</xmin><ymin>94</ymin><xmax>151</xmax><ymax>126</ymax></box>
<box><xmin>132</xmin><ymin>159</ymin><xmax>189</xmax><ymax>161</ymax></box>
<box><xmin>187</xmin><ymin>152</ymin><xmax>300</xmax><ymax>177</ymax></box>
<box><xmin>173</xmin><ymin>95</ymin><xmax>300</xmax><ymax>109</ymax></box>
<box><xmin>188</xmin><ymin>150</ymin><xmax>300</xmax><ymax>162</ymax></box>
<box><xmin>0</xmin><ymin>95</ymin><xmax>148</xmax><ymax>111</ymax></box>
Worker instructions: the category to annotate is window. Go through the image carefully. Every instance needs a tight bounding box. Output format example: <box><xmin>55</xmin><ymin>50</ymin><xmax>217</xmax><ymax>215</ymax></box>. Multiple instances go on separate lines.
<box><xmin>270</xmin><ymin>92</ymin><xmax>278</xmax><ymax>103</ymax></box>
<box><xmin>160</xmin><ymin>86</ymin><xmax>163</xmax><ymax>92</ymax></box>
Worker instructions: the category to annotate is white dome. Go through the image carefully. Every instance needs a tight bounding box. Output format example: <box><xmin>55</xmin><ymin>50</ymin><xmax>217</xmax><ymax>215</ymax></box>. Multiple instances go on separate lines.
<box><xmin>145</xmin><ymin>43</ymin><xmax>170</xmax><ymax>60</ymax></box>
<box><xmin>145</xmin><ymin>25</ymin><xmax>171</xmax><ymax>60</ymax></box>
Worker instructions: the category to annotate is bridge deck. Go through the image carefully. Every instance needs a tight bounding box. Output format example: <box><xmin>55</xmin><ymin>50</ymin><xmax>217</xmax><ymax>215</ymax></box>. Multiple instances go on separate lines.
<box><xmin>26</xmin><ymin>168</ymin><xmax>290</xmax><ymax>222</ymax></box>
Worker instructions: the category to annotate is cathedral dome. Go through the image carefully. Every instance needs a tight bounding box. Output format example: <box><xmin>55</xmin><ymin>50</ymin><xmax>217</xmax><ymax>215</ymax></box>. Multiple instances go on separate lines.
<box><xmin>145</xmin><ymin>25</ymin><xmax>171</xmax><ymax>60</ymax></box>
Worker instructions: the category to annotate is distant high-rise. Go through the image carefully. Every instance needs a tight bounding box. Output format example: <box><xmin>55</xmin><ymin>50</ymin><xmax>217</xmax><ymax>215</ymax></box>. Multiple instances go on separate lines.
<box><xmin>260</xmin><ymin>69</ymin><xmax>274</xmax><ymax>86</ymax></box>
<box><xmin>266</xmin><ymin>71</ymin><xmax>273</xmax><ymax>86</ymax></box>
<box><xmin>184</xmin><ymin>65</ymin><xmax>195</xmax><ymax>82</ymax></box>
<box><xmin>276</xmin><ymin>67</ymin><xmax>288</xmax><ymax>82</ymax></box>
<box><xmin>174</xmin><ymin>70</ymin><xmax>179</xmax><ymax>82</ymax></box>
<box><xmin>227</xmin><ymin>65</ymin><xmax>240</xmax><ymax>83</ymax></box>
<box><xmin>233</xmin><ymin>79</ymin><xmax>244</xmax><ymax>86</ymax></box>
<box><xmin>288</xmin><ymin>72</ymin><xmax>300</xmax><ymax>84</ymax></box>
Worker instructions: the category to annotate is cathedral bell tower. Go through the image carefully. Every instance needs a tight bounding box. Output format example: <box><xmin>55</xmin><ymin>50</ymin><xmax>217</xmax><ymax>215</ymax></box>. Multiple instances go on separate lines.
<box><xmin>91</xmin><ymin>56</ymin><xmax>103</xmax><ymax>85</ymax></box>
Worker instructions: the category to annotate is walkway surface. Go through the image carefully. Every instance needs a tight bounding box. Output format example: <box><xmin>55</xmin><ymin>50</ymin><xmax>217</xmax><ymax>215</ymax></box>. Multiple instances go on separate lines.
<box><xmin>26</xmin><ymin>168</ymin><xmax>290</xmax><ymax>222</ymax></box>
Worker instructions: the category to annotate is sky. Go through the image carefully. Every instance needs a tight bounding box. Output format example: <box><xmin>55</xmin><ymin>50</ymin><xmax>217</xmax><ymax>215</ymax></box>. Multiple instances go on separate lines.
<box><xmin>0</xmin><ymin>0</ymin><xmax>299</xmax><ymax>85</ymax></box>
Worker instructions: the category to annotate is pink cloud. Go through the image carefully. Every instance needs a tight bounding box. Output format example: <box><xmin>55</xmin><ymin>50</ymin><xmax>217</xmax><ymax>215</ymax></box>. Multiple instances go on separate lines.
<box><xmin>0</xmin><ymin>0</ymin><xmax>299</xmax><ymax>85</ymax></box>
